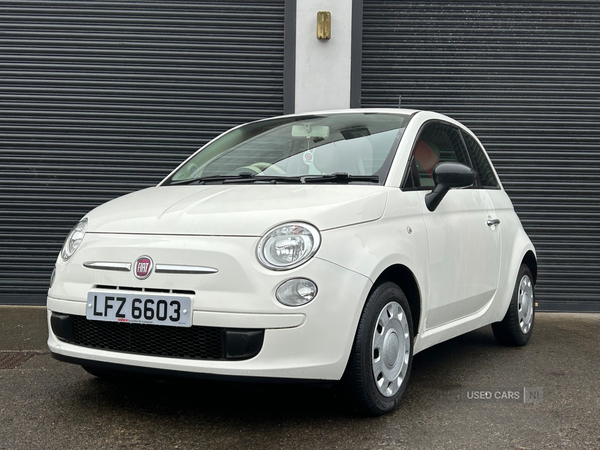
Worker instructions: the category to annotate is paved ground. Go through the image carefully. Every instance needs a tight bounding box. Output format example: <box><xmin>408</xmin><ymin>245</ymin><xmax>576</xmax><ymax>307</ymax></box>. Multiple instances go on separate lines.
<box><xmin>0</xmin><ymin>306</ymin><xmax>598</xmax><ymax>450</ymax></box>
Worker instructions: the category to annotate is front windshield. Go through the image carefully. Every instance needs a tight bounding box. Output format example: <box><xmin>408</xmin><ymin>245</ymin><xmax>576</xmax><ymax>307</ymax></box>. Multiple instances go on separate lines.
<box><xmin>163</xmin><ymin>112</ymin><xmax>411</xmax><ymax>185</ymax></box>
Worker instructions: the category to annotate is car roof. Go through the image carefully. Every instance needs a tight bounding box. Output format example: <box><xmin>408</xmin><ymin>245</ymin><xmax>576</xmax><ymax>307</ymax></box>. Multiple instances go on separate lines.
<box><xmin>274</xmin><ymin>107</ymin><xmax>421</xmax><ymax>118</ymax></box>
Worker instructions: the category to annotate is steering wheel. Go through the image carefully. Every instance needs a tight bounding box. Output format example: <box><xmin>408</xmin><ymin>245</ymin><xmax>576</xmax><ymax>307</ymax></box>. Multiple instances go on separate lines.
<box><xmin>232</xmin><ymin>162</ymin><xmax>287</xmax><ymax>175</ymax></box>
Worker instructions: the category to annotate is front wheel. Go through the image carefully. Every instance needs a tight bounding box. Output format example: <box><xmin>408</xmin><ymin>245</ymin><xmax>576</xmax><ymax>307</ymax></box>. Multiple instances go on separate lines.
<box><xmin>492</xmin><ymin>264</ymin><xmax>535</xmax><ymax>346</ymax></box>
<box><xmin>343</xmin><ymin>282</ymin><xmax>414</xmax><ymax>416</ymax></box>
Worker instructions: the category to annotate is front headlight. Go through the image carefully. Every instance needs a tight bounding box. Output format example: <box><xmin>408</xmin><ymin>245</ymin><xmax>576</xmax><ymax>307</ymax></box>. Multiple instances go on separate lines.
<box><xmin>256</xmin><ymin>222</ymin><xmax>321</xmax><ymax>270</ymax></box>
<box><xmin>61</xmin><ymin>218</ymin><xmax>88</xmax><ymax>260</ymax></box>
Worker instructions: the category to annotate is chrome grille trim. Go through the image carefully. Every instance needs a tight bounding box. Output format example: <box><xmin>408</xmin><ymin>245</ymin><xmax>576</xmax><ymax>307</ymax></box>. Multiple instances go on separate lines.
<box><xmin>83</xmin><ymin>262</ymin><xmax>218</xmax><ymax>275</ymax></box>
<box><xmin>94</xmin><ymin>285</ymin><xmax>195</xmax><ymax>295</ymax></box>
<box><xmin>83</xmin><ymin>262</ymin><xmax>131</xmax><ymax>272</ymax></box>
<box><xmin>155</xmin><ymin>264</ymin><xmax>218</xmax><ymax>275</ymax></box>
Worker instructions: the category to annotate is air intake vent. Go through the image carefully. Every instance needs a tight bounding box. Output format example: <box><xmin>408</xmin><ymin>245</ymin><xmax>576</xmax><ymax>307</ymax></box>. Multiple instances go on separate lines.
<box><xmin>51</xmin><ymin>313</ymin><xmax>264</xmax><ymax>361</ymax></box>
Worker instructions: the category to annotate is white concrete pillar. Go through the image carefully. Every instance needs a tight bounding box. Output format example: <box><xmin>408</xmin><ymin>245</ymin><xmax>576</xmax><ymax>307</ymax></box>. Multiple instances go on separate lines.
<box><xmin>294</xmin><ymin>0</ymin><xmax>354</xmax><ymax>113</ymax></box>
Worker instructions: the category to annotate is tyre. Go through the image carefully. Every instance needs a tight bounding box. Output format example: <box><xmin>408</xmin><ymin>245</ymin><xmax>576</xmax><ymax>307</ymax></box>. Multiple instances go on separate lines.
<box><xmin>492</xmin><ymin>264</ymin><xmax>535</xmax><ymax>346</ymax></box>
<box><xmin>343</xmin><ymin>282</ymin><xmax>414</xmax><ymax>416</ymax></box>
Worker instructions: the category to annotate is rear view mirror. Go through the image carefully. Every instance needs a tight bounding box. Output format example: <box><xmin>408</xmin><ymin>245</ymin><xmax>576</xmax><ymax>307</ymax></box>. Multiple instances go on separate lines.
<box><xmin>425</xmin><ymin>162</ymin><xmax>476</xmax><ymax>212</ymax></box>
<box><xmin>292</xmin><ymin>124</ymin><xmax>330</xmax><ymax>138</ymax></box>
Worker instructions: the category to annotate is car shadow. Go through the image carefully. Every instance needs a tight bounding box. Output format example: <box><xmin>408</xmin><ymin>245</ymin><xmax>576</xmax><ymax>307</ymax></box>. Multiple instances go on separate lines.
<box><xmin>70</xmin><ymin>324</ymin><xmax>512</xmax><ymax>422</ymax></box>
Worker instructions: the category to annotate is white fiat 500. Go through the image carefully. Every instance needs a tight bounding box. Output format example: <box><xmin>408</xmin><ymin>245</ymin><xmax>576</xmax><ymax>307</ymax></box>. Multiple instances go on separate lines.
<box><xmin>48</xmin><ymin>109</ymin><xmax>536</xmax><ymax>415</ymax></box>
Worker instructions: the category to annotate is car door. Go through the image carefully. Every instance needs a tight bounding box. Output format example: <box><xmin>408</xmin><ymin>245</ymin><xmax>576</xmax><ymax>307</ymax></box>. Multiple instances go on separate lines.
<box><xmin>403</xmin><ymin>121</ymin><xmax>502</xmax><ymax>329</ymax></box>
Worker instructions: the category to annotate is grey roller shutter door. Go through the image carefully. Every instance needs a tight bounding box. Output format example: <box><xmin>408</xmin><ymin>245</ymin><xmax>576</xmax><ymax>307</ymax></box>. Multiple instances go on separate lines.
<box><xmin>0</xmin><ymin>1</ymin><xmax>285</xmax><ymax>304</ymax></box>
<box><xmin>361</xmin><ymin>1</ymin><xmax>600</xmax><ymax>311</ymax></box>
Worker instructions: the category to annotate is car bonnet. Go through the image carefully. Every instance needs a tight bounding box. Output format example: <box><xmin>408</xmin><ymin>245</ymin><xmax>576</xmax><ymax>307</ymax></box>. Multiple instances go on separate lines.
<box><xmin>83</xmin><ymin>184</ymin><xmax>388</xmax><ymax>236</ymax></box>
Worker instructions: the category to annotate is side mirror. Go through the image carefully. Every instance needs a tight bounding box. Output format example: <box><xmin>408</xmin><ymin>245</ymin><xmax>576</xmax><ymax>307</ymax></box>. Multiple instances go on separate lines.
<box><xmin>425</xmin><ymin>162</ymin><xmax>476</xmax><ymax>212</ymax></box>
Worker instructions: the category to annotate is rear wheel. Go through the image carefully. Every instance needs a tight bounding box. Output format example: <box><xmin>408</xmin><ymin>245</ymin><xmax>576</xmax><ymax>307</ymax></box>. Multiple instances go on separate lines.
<box><xmin>343</xmin><ymin>282</ymin><xmax>414</xmax><ymax>416</ymax></box>
<box><xmin>492</xmin><ymin>264</ymin><xmax>535</xmax><ymax>346</ymax></box>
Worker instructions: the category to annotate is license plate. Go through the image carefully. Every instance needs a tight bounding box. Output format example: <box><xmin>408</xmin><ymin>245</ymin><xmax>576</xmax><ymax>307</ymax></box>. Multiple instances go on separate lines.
<box><xmin>86</xmin><ymin>291</ymin><xmax>192</xmax><ymax>327</ymax></box>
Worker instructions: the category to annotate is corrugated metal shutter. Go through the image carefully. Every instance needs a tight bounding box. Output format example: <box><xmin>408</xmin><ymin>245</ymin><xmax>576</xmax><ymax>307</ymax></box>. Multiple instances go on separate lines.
<box><xmin>0</xmin><ymin>1</ymin><xmax>285</xmax><ymax>304</ymax></box>
<box><xmin>361</xmin><ymin>1</ymin><xmax>600</xmax><ymax>311</ymax></box>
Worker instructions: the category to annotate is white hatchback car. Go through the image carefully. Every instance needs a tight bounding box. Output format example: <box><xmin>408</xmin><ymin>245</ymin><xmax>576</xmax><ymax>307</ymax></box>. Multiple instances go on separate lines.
<box><xmin>48</xmin><ymin>109</ymin><xmax>536</xmax><ymax>415</ymax></box>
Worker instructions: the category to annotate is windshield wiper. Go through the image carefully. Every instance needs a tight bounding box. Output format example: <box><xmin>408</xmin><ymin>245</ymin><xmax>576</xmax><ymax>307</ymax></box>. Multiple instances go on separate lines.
<box><xmin>168</xmin><ymin>173</ymin><xmax>257</xmax><ymax>185</ymax></box>
<box><xmin>169</xmin><ymin>172</ymin><xmax>379</xmax><ymax>186</ymax></box>
<box><xmin>301</xmin><ymin>173</ymin><xmax>379</xmax><ymax>184</ymax></box>
<box><xmin>222</xmin><ymin>173</ymin><xmax>380</xmax><ymax>184</ymax></box>
<box><xmin>170</xmin><ymin>173</ymin><xmax>305</xmax><ymax>185</ymax></box>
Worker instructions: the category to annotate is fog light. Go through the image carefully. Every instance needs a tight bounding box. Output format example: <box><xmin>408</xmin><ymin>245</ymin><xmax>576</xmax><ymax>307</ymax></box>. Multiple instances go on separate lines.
<box><xmin>276</xmin><ymin>278</ymin><xmax>318</xmax><ymax>307</ymax></box>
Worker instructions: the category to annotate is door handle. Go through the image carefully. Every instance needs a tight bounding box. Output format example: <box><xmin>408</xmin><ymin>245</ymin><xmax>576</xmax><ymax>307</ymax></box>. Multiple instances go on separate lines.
<box><xmin>486</xmin><ymin>219</ymin><xmax>501</xmax><ymax>227</ymax></box>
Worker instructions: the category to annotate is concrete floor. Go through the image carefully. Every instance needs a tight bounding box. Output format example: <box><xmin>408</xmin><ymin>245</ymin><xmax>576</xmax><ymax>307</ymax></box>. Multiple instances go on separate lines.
<box><xmin>0</xmin><ymin>306</ymin><xmax>599</xmax><ymax>450</ymax></box>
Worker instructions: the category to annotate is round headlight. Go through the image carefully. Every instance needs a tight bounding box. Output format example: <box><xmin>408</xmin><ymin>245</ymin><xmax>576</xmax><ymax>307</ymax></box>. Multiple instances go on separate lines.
<box><xmin>276</xmin><ymin>278</ymin><xmax>318</xmax><ymax>306</ymax></box>
<box><xmin>61</xmin><ymin>218</ymin><xmax>88</xmax><ymax>260</ymax></box>
<box><xmin>257</xmin><ymin>222</ymin><xmax>321</xmax><ymax>270</ymax></box>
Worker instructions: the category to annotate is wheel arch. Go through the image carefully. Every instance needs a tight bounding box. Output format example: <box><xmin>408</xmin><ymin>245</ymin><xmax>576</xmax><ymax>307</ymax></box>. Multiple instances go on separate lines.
<box><xmin>371</xmin><ymin>264</ymin><xmax>422</xmax><ymax>337</ymax></box>
<box><xmin>522</xmin><ymin>250</ymin><xmax>537</xmax><ymax>284</ymax></box>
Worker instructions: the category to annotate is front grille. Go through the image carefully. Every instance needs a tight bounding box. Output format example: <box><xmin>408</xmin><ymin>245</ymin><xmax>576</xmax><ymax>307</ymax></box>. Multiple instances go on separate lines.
<box><xmin>95</xmin><ymin>285</ymin><xmax>195</xmax><ymax>296</ymax></box>
<box><xmin>70</xmin><ymin>315</ymin><xmax>224</xmax><ymax>360</ymax></box>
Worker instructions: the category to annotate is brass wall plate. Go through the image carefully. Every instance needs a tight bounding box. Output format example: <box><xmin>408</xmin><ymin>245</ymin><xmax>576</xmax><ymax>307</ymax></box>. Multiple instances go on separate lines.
<box><xmin>317</xmin><ymin>11</ymin><xmax>331</xmax><ymax>40</ymax></box>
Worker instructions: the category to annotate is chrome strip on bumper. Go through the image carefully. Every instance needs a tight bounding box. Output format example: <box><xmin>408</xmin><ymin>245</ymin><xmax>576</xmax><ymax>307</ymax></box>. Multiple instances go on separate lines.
<box><xmin>155</xmin><ymin>264</ymin><xmax>218</xmax><ymax>274</ymax></box>
<box><xmin>83</xmin><ymin>262</ymin><xmax>218</xmax><ymax>275</ymax></box>
<box><xmin>83</xmin><ymin>262</ymin><xmax>132</xmax><ymax>272</ymax></box>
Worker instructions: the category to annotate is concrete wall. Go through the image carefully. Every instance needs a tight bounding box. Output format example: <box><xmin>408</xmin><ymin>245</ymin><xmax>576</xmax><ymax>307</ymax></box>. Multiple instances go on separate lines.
<box><xmin>294</xmin><ymin>0</ymin><xmax>354</xmax><ymax>113</ymax></box>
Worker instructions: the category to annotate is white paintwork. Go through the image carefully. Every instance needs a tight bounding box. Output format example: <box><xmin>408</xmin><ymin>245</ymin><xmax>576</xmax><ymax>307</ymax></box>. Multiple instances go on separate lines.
<box><xmin>48</xmin><ymin>109</ymin><xmax>536</xmax><ymax>381</ymax></box>
<box><xmin>295</xmin><ymin>0</ymin><xmax>353</xmax><ymax>113</ymax></box>
<box><xmin>420</xmin><ymin>188</ymin><xmax>502</xmax><ymax>329</ymax></box>
<box><xmin>84</xmin><ymin>184</ymin><xmax>387</xmax><ymax>236</ymax></box>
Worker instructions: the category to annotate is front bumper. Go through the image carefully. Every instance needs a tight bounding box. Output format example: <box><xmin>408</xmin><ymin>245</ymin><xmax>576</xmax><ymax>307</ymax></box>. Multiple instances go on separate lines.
<box><xmin>48</xmin><ymin>233</ymin><xmax>372</xmax><ymax>380</ymax></box>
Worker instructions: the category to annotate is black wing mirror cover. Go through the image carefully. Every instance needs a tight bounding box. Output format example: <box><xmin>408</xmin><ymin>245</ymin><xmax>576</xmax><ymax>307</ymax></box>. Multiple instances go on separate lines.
<box><xmin>425</xmin><ymin>162</ymin><xmax>477</xmax><ymax>212</ymax></box>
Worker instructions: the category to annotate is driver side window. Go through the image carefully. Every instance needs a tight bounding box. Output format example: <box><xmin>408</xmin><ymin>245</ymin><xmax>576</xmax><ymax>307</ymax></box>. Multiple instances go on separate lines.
<box><xmin>403</xmin><ymin>121</ymin><xmax>474</xmax><ymax>189</ymax></box>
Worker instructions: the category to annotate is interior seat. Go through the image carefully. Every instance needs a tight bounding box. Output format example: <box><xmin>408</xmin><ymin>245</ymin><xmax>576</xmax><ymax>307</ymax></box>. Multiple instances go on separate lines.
<box><xmin>312</xmin><ymin>137</ymin><xmax>373</xmax><ymax>175</ymax></box>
